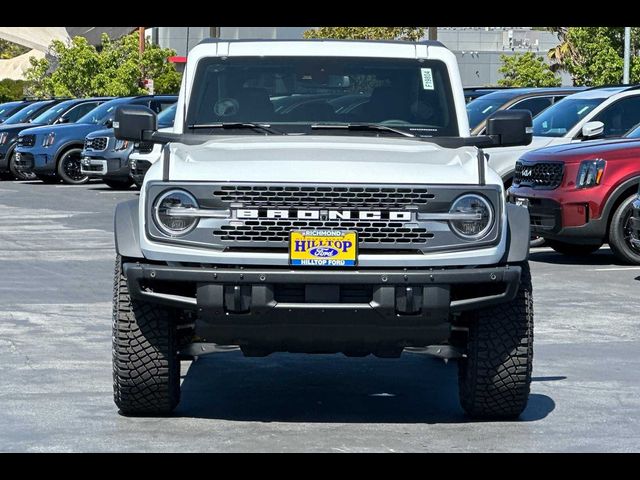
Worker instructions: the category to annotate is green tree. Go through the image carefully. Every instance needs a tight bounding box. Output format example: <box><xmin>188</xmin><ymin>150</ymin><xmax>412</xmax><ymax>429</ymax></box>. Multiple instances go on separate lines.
<box><xmin>547</xmin><ymin>27</ymin><xmax>640</xmax><ymax>86</ymax></box>
<box><xmin>0</xmin><ymin>39</ymin><xmax>28</xmax><ymax>59</ymax></box>
<box><xmin>24</xmin><ymin>32</ymin><xmax>182</xmax><ymax>98</ymax></box>
<box><xmin>303</xmin><ymin>27</ymin><xmax>427</xmax><ymax>41</ymax></box>
<box><xmin>498</xmin><ymin>52</ymin><xmax>562</xmax><ymax>87</ymax></box>
<box><xmin>0</xmin><ymin>79</ymin><xmax>26</xmax><ymax>101</ymax></box>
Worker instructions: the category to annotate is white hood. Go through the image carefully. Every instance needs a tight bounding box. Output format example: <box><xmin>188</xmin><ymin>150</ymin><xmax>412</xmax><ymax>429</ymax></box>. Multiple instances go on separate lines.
<box><xmin>165</xmin><ymin>135</ymin><xmax>486</xmax><ymax>185</ymax></box>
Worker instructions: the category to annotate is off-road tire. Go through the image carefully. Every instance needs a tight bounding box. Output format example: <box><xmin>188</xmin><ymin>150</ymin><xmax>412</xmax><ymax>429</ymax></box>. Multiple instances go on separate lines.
<box><xmin>458</xmin><ymin>261</ymin><xmax>533</xmax><ymax>419</ymax></box>
<box><xmin>57</xmin><ymin>148</ymin><xmax>88</xmax><ymax>184</ymax></box>
<box><xmin>546</xmin><ymin>238</ymin><xmax>602</xmax><ymax>256</ymax></box>
<box><xmin>103</xmin><ymin>178</ymin><xmax>134</xmax><ymax>190</ymax></box>
<box><xmin>608</xmin><ymin>195</ymin><xmax>640</xmax><ymax>264</ymax></box>
<box><xmin>8</xmin><ymin>151</ymin><xmax>35</xmax><ymax>180</ymax></box>
<box><xmin>112</xmin><ymin>255</ymin><xmax>180</xmax><ymax>415</ymax></box>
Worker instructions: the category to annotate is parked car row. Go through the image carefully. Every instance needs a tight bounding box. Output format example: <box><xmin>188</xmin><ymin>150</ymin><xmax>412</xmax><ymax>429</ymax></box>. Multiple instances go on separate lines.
<box><xmin>466</xmin><ymin>85</ymin><xmax>640</xmax><ymax>264</ymax></box>
<box><xmin>0</xmin><ymin>95</ymin><xmax>177</xmax><ymax>187</ymax></box>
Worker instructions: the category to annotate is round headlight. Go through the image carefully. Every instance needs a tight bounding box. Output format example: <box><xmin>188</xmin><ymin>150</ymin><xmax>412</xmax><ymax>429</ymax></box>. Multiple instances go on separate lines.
<box><xmin>448</xmin><ymin>194</ymin><xmax>494</xmax><ymax>239</ymax></box>
<box><xmin>153</xmin><ymin>189</ymin><xmax>199</xmax><ymax>236</ymax></box>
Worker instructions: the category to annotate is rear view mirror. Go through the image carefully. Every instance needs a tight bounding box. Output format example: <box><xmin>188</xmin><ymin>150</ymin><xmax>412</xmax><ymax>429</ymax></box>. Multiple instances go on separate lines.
<box><xmin>113</xmin><ymin>105</ymin><xmax>157</xmax><ymax>141</ymax></box>
<box><xmin>485</xmin><ymin>109</ymin><xmax>533</xmax><ymax>147</ymax></box>
<box><xmin>582</xmin><ymin>121</ymin><xmax>604</xmax><ymax>139</ymax></box>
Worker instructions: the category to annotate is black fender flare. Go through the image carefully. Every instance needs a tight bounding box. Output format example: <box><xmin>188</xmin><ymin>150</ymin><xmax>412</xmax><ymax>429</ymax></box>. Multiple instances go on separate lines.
<box><xmin>54</xmin><ymin>141</ymin><xmax>85</xmax><ymax>165</ymax></box>
<box><xmin>601</xmin><ymin>176</ymin><xmax>640</xmax><ymax>226</ymax></box>
<box><xmin>114</xmin><ymin>199</ymin><xmax>144</xmax><ymax>259</ymax></box>
<box><xmin>503</xmin><ymin>202</ymin><xmax>530</xmax><ymax>263</ymax></box>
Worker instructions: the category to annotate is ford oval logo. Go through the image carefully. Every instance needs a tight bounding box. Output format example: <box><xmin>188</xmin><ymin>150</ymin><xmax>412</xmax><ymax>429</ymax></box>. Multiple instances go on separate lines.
<box><xmin>309</xmin><ymin>246</ymin><xmax>339</xmax><ymax>258</ymax></box>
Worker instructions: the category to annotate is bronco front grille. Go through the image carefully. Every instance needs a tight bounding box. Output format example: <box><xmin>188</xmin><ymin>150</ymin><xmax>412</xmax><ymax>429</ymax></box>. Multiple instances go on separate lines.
<box><xmin>84</xmin><ymin>137</ymin><xmax>108</xmax><ymax>151</ymax></box>
<box><xmin>212</xmin><ymin>185</ymin><xmax>436</xmax><ymax>209</ymax></box>
<box><xmin>214</xmin><ymin>220</ymin><xmax>435</xmax><ymax>244</ymax></box>
<box><xmin>513</xmin><ymin>161</ymin><xmax>564</xmax><ymax>189</ymax></box>
<box><xmin>17</xmin><ymin>135</ymin><xmax>35</xmax><ymax>147</ymax></box>
<box><xmin>145</xmin><ymin>182</ymin><xmax>503</xmax><ymax>253</ymax></box>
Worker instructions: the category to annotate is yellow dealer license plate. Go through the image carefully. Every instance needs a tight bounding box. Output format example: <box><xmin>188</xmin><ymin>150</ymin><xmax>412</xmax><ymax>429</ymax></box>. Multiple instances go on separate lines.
<box><xmin>289</xmin><ymin>230</ymin><xmax>358</xmax><ymax>266</ymax></box>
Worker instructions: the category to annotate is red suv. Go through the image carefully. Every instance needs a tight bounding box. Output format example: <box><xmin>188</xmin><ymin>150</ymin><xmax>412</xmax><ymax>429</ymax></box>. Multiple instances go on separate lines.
<box><xmin>507</xmin><ymin>135</ymin><xmax>640</xmax><ymax>264</ymax></box>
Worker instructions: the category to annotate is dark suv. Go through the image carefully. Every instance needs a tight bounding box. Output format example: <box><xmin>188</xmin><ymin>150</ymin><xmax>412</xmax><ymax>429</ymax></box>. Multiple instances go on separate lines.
<box><xmin>467</xmin><ymin>87</ymin><xmax>586</xmax><ymax>135</ymax></box>
<box><xmin>0</xmin><ymin>98</ymin><xmax>108</xmax><ymax>180</ymax></box>
<box><xmin>0</xmin><ymin>100</ymin><xmax>37</xmax><ymax>124</ymax></box>
<box><xmin>15</xmin><ymin>96</ymin><xmax>173</xmax><ymax>185</ymax></box>
<box><xmin>81</xmin><ymin>96</ymin><xmax>176</xmax><ymax>189</ymax></box>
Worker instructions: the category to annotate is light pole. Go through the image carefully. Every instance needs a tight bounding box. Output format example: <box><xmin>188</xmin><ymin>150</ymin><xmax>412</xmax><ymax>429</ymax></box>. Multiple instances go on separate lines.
<box><xmin>623</xmin><ymin>27</ymin><xmax>631</xmax><ymax>84</ymax></box>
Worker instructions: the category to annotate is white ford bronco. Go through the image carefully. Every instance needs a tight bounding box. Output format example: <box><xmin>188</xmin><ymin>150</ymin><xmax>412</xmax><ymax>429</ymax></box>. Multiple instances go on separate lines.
<box><xmin>112</xmin><ymin>39</ymin><xmax>534</xmax><ymax>418</ymax></box>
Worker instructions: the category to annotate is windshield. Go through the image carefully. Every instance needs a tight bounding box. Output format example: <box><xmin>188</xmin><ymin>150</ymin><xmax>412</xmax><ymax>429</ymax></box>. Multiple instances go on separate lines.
<box><xmin>532</xmin><ymin>97</ymin><xmax>605</xmax><ymax>137</ymax></box>
<box><xmin>186</xmin><ymin>56</ymin><xmax>459</xmax><ymax>136</ymax></box>
<box><xmin>466</xmin><ymin>95</ymin><xmax>512</xmax><ymax>129</ymax></box>
<box><xmin>31</xmin><ymin>100</ymin><xmax>76</xmax><ymax>124</ymax></box>
<box><xmin>158</xmin><ymin>103</ymin><xmax>176</xmax><ymax>127</ymax></box>
<box><xmin>3</xmin><ymin>101</ymin><xmax>52</xmax><ymax>125</ymax></box>
<box><xmin>0</xmin><ymin>102</ymin><xmax>24</xmax><ymax>120</ymax></box>
<box><xmin>77</xmin><ymin>97</ymin><xmax>132</xmax><ymax>125</ymax></box>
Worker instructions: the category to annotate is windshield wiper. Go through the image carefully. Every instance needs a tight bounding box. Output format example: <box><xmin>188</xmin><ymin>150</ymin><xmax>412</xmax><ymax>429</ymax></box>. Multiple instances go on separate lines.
<box><xmin>188</xmin><ymin>122</ymin><xmax>286</xmax><ymax>135</ymax></box>
<box><xmin>310</xmin><ymin>123</ymin><xmax>415</xmax><ymax>138</ymax></box>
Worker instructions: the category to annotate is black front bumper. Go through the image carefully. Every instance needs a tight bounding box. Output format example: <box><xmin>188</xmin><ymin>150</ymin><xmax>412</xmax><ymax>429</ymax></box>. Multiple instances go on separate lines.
<box><xmin>509</xmin><ymin>195</ymin><xmax>606</xmax><ymax>244</ymax></box>
<box><xmin>123</xmin><ymin>262</ymin><xmax>522</xmax><ymax>352</ymax></box>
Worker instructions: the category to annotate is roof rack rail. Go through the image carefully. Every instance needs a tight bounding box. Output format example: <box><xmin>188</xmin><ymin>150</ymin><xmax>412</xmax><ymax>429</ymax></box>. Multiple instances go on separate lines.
<box><xmin>585</xmin><ymin>84</ymin><xmax>640</xmax><ymax>91</ymax></box>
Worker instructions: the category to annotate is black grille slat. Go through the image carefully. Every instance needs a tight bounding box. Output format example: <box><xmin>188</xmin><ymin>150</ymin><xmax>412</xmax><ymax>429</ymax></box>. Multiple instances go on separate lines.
<box><xmin>514</xmin><ymin>161</ymin><xmax>564</xmax><ymax>189</ymax></box>
<box><xmin>214</xmin><ymin>218</ymin><xmax>435</xmax><ymax>244</ymax></box>
<box><xmin>84</xmin><ymin>137</ymin><xmax>108</xmax><ymax>151</ymax></box>
<box><xmin>212</xmin><ymin>185</ymin><xmax>436</xmax><ymax>209</ymax></box>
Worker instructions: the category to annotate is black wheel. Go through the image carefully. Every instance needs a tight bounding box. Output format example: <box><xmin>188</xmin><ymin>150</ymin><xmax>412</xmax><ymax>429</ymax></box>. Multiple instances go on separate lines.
<box><xmin>103</xmin><ymin>178</ymin><xmax>134</xmax><ymax>190</ymax></box>
<box><xmin>8</xmin><ymin>150</ymin><xmax>35</xmax><ymax>180</ymax></box>
<box><xmin>458</xmin><ymin>261</ymin><xmax>533</xmax><ymax>419</ymax></box>
<box><xmin>112</xmin><ymin>255</ymin><xmax>180</xmax><ymax>415</ymax></box>
<box><xmin>57</xmin><ymin>148</ymin><xmax>88</xmax><ymax>184</ymax></box>
<box><xmin>35</xmin><ymin>174</ymin><xmax>60</xmax><ymax>184</ymax></box>
<box><xmin>608</xmin><ymin>195</ymin><xmax>640</xmax><ymax>264</ymax></box>
<box><xmin>546</xmin><ymin>239</ymin><xmax>602</xmax><ymax>256</ymax></box>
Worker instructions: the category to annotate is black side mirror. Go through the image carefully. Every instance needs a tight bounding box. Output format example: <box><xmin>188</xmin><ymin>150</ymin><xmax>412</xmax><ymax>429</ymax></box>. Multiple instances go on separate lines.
<box><xmin>486</xmin><ymin>109</ymin><xmax>532</xmax><ymax>147</ymax></box>
<box><xmin>57</xmin><ymin>116</ymin><xmax>70</xmax><ymax>124</ymax></box>
<box><xmin>114</xmin><ymin>105</ymin><xmax>157</xmax><ymax>141</ymax></box>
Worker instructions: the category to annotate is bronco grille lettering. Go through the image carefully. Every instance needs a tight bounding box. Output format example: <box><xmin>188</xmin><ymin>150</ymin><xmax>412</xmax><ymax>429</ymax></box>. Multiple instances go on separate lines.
<box><xmin>235</xmin><ymin>209</ymin><xmax>412</xmax><ymax>221</ymax></box>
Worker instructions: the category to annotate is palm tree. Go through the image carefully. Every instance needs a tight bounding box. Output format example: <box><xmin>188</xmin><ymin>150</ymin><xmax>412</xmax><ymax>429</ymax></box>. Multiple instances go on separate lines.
<box><xmin>546</xmin><ymin>27</ymin><xmax>580</xmax><ymax>73</ymax></box>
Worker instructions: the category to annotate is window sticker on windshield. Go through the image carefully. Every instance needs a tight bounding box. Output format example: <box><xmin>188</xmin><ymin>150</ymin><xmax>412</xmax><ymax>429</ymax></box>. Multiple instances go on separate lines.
<box><xmin>421</xmin><ymin>68</ymin><xmax>434</xmax><ymax>90</ymax></box>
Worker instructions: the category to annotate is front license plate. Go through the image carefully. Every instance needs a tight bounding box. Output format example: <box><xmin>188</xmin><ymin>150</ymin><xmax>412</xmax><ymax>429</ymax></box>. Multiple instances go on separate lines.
<box><xmin>289</xmin><ymin>230</ymin><xmax>358</xmax><ymax>266</ymax></box>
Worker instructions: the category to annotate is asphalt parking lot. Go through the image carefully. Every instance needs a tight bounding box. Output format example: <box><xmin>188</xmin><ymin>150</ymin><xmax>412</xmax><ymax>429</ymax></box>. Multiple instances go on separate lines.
<box><xmin>0</xmin><ymin>179</ymin><xmax>639</xmax><ymax>452</ymax></box>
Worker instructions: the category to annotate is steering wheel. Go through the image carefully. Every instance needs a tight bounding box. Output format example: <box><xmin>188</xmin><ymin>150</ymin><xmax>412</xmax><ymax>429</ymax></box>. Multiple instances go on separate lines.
<box><xmin>214</xmin><ymin>98</ymin><xmax>240</xmax><ymax>117</ymax></box>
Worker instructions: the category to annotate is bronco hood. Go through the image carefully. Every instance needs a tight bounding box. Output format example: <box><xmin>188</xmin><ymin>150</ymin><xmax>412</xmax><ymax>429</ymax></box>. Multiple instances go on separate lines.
<box><xmin>166</xmin><ymin>135</ymin><xmax>485</xmax><ymax>185</ymax></box>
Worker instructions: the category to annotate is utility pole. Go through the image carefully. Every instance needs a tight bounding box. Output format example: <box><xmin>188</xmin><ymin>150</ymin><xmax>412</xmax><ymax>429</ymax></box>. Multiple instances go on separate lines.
<box><xmin>623</xmin><ymin>27</ymin><xmax>631</xmax><ymax>84</ymax></box>
<box><xmin>138</xmin><ymin>27</ymin><xmax>145</xmax><ymax>54</ymax></box>
<box><xmin>428</xmin><ymin>27</ymin><xmax>438</xmax><ymax>41</ymax></box>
